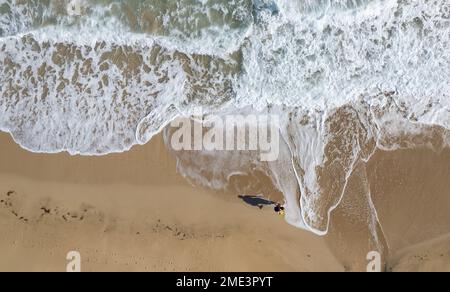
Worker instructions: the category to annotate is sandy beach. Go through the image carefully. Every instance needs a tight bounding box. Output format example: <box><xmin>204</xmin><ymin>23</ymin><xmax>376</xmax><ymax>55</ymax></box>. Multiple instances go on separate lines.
<box><xmin>0</xmin><ymin>130</ymin><xmax>449</xmax><ymax>272</ymax></box>
<box><xmin>1</xmin><ymin>0</ymin><xmax>449</xmax><ymax>274</ymax></box>
<box><xmin>0</xmin><ymin>132</ymin><xmax>343</xmax><ymax>272</ymax></box>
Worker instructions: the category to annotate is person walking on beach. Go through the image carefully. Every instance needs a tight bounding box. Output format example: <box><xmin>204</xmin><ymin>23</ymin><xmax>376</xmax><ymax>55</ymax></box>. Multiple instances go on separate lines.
<box><xmin>274</xmin><ymin>203</ymin><xmax>285</xmax><ymax>216</ymax></box>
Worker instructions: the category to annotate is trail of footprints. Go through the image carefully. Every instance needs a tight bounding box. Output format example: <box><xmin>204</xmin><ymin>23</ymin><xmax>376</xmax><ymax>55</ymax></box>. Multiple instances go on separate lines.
<box><xmin>0</xmin><ymin>189</ymin><xmax>96</xmax><ymax>224</ymax></box>
<box><xmin>1</xmin><ymin>190</ymin><xmax>227</xmax><ymax>241</ymax></box>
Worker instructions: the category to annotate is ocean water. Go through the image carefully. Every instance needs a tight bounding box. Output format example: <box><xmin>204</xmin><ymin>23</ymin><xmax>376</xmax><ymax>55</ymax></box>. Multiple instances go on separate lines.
<box><xmin>1</xmin><ymin>0</ymin><xmax>449</xmax><ymax>237</ymax></box>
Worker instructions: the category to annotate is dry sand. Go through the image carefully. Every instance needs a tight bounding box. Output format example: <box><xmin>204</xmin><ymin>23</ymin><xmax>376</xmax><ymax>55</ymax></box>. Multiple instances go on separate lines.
<box><xmin>0</xmin><ymin>132</ymin><xmax>342</xmax><ymax>272</ymax></box>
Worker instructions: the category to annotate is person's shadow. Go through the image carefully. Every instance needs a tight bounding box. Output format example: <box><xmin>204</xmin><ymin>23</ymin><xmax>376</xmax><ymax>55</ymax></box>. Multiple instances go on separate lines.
<box><xmin>238</xmin><ymin>195</ymin><xmax>275</xmax><ymax>209</ymax></box>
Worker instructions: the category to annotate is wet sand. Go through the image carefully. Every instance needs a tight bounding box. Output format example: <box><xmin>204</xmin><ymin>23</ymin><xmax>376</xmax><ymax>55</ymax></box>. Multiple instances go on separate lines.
<box><xmin>368</xmin><ymin>148</ymin><xmax>450</xmax><ymax>271</ymax></box>
<box><xmin>325</xmin><ymin>146</ymin><xmax>450</xmax><ymax>271</ymax></box>
<box><xmin>389</xmin><ymin>233</ymin><xmax>450</xmax><ymax>272</ymax></box>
